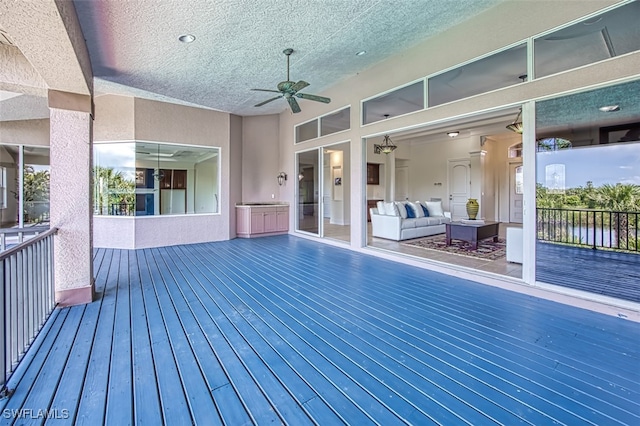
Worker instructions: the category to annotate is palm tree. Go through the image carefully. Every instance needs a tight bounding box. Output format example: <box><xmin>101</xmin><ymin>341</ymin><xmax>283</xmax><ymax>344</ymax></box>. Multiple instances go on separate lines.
<box><xmin>22</xmin><ymin>166</ymin><xmax>50</xmax><ymax>224</ymax></box>
<box><xmin>589</xmin><ymin>183</ymin><xmax>640</xmax><ymax>249</ymax></box>
<box><xmin>93</xmin><ymin>166</ymin><xmax>135</xmax><ymax>215</ymax></box>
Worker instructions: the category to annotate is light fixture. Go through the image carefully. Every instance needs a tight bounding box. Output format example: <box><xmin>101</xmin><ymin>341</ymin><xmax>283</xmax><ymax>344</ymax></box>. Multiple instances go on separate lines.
<box><xmin>178</xmin><ymin>34</ymin><xmax>196</xmax><ymax>43</ymax></box>
<box><xmin>152</xmin><ymin>145</ymin><xmax>165</xmax><ymax>181</ymax></box>
<box><xmin>355</xmin><ymin>50</ymin><xmax>367</xmax><ymax>56</ymax></box>
<box><xmin>447</xmin><ymin>131</ymin><xmax>459</xmax><ymax>138</ymax></box>
<box><xmin>506</xmin><ymin>108</ymin><xmax>523</xmax><ymax>134</ymax></box>
<box><xmin>598</xmin><ymin>105</ymin><xmax>620</xmax><ymax>112</ymax></box>
<box><xmin>298</xmin><ymin>172</ymin><xmax>304</xmax><ymax>181</ymax></box>
<box><xmin>277</xmin><ymin>172</ymin><xmax>287</xmax><ymax>186</ymax></box>
<box><xmin>374</xmin><ymin>135</ymin><xmax>397</xmax><ymax>154</ymax></box>
<box><xmin>374</xmin><ymin>114</ymin><xmax>397</xmax><ymax>154</ymax></box>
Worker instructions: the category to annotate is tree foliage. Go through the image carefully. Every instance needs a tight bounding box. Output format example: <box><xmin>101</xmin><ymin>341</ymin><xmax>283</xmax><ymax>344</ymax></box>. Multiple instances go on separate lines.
<box><xmin>93</xmin><ymin>166</ymin><xmax>135</xmax><ymax>215</ymax></box>
<box><xmin>537</xmin><ymin>182</ymin><xmax>640</xmax><ymax>211</ymax></box>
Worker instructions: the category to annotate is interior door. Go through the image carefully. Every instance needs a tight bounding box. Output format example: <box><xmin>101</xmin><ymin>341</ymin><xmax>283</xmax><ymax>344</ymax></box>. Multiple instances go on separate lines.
<box><xmin>395</xmin><ymin>166</ymin><xmax>409</xmax><ymax>201</ymax></box>
<box><xmin>448</xmin><ymin>160</ymin><xmax>470</xmax><ymax>220</ymax></box>
<box><xmin>509</xmin><ymin>162</ymin><xmax>523</xmax><ymax>223</ymax></box>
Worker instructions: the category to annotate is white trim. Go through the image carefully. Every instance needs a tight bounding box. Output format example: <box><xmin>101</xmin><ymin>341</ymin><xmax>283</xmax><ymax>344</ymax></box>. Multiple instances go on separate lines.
<box><xmin>521</xmin><ymin>101</ymin><xmax>536</xmax><ymax>285</ymax></box>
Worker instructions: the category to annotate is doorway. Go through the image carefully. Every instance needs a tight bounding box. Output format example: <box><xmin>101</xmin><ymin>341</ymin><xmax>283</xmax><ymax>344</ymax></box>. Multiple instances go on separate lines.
<box><xmin>448</xmin><ymin>159</ymin><xmax>470</xmax><ymax>220</ymax></box>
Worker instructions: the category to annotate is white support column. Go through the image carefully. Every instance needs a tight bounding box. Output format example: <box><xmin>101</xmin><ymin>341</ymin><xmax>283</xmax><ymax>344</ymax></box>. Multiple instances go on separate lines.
<box><xmin>49</xmin><ymin>90</ymin><xmax>94</xmax><ymax>306</ymax></box>
<box><xmin>385</xmin><ymin>151</ymin><xmax>396</xmax><ymax>201</ymax></box>
<box><xmin>469</xmin><ymin>149</ymin><xmax>487</xmax><ymax>218</ymax></box>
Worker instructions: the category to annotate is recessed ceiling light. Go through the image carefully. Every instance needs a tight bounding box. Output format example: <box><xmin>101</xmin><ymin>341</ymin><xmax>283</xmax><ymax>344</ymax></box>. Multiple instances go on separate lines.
<box><xmin>447</xmin><ymin>131</ymin><xmax>459</xmax><ymax>138</ymax></box>
<box><xmin>178</xmin><ymin>34</ymin><xmax>196</xmax><ymax>43</ymax></box>
<box><xmin>599</xmin><ymin>105</ymin><xmax>620</xmax><ymax>112</ymax></box>
<box><xmin>355</xmin><ymin>50</ymin><xmax>367</xmax><ymax>56</ymax></box>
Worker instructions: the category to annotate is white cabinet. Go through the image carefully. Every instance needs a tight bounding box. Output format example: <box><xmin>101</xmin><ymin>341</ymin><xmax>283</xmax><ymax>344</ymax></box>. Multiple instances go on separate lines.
<box><xmin>237</xmin><ymin>204</ymin><xmax>289</xmax><ymax>238</ymax></box>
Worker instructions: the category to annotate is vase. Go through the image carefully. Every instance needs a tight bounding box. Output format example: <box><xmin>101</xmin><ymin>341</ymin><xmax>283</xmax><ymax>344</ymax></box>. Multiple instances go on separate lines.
<box><xmin>466</xmin><ymin>198</ymin><xmax>479</xmax><ymax>220</ymax></box>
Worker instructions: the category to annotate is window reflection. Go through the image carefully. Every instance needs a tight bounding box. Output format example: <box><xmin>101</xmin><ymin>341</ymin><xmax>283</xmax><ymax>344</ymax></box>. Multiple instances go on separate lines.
<box><xmin>94</xmin><ymin>142</ymin><xmax>219</xmax><ymax>216</ymax></box>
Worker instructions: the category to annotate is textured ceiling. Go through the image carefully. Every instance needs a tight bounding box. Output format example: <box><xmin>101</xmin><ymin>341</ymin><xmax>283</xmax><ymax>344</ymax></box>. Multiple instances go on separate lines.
<box><xmin>70</xmin><ymin>0</ymin><xmax>504</xmax><ymax>116</ymax></box>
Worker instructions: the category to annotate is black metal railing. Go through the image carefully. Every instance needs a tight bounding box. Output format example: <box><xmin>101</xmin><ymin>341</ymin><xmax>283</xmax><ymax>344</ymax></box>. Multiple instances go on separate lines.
<box><xmin>537</xmin><ymin>208</ymin><xmax>639</xmax><ymax>252</ymax></box>
<box><xmin>1</xmin><ymin>227</ymin><xmax>58</xmax><ymax>397</ymax></box>
<box><xmin>109</xmin><ymin>202</ymin><xmax>135</xmax><ymax>216</ymax></box>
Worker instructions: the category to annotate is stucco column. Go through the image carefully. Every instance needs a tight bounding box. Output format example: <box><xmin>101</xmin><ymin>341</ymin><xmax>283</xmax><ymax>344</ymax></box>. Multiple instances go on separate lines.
<box><xmin>469</xmin><ymin>149</ymin><xmax>487</xmax><ymax>218</ymax></box>
<box><xmin>49</xmin><ymin>90</ymin><xmax>94</xmax><ymax>306</ymax></box>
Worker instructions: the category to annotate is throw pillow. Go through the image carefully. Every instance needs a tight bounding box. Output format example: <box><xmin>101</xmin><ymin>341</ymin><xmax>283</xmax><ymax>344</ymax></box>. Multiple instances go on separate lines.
<box><xmin>376</xmin><ymin>201</ymin><xmax>386</xmax><ymax>215</ymax></box>
<box><xmin>409</xmin><ymin>202</ymin><xmax>424</xmax><ymax>218</ymax></box>
<box><xmin>425</xmin><ymin>200</ymin><xmax>444</xmax><ymax>217</ymax></box>
<box><xmin>421</xmin><ymin>204</ymin><xmax>430</xmax><ymax>217</ymax></box>
<box><xmin>384</xmin><ymin>202</ymin><xmax>398</xmax><ymax>216</ymax></box>
<box><xmin>396</xmin><ymin>202</ymin><xmax>408</xmax><ymax>219</ymax></box>
<box><xmin>404</xmin><ymin>203</ymin><xmax>416</xmax><ymax>218</ymax></box>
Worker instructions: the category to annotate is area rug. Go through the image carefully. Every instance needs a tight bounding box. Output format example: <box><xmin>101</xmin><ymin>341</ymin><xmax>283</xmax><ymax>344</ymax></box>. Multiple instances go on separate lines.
<box><xmin>402</xmin><ymin>234</ymin><xmax>506</xmax><ymax>260</ymax></box>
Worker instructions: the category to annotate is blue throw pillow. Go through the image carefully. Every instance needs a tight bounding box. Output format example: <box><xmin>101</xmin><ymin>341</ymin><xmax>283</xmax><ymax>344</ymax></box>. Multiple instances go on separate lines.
<box><xmin>421</xmin><ymin>204</ymin><xmax>429</xmax><ymax>217</ymax></box>
<box><xmin>405</xmin><ymin>203</ymin><xmax>416</xmax><ymax>218</ymax></box>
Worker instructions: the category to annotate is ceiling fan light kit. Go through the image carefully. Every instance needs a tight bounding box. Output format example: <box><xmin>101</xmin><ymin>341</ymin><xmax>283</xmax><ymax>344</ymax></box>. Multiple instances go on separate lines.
<box><xmin>252</xmin><ymin>48</ymin><xmax>331</xmax><ymax>113</ymax></box>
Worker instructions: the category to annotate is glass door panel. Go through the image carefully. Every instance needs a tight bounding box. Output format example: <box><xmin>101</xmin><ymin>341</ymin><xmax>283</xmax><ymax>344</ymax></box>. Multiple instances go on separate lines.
<box><xmin>535</xmin><ymin>80</ymin><xmax>640</xmax><ymax>303</ymax></box>
<box><xmin>322</xmin><ymin>141</ymin><xmax>351</xmax><ymax>243</ymax></box>
<box><xmin>296</xmin><ymin>150</ymin><xmax>320</xmax><ymax>235</ymax></box>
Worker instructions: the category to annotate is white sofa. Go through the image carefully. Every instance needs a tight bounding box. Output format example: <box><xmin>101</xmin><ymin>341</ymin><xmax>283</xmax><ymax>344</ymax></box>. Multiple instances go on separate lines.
<box><xmin>370</xmin><ymin>200</ymin><xmax>451</xmax><ymax>241</ymax></box>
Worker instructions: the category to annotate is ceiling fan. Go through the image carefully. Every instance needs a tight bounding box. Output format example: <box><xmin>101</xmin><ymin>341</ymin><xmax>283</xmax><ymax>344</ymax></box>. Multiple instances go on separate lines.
<box><xmin>251</xmin><ymin>48</ymin><xmax>331</xmax><ymax>113</ymax></box>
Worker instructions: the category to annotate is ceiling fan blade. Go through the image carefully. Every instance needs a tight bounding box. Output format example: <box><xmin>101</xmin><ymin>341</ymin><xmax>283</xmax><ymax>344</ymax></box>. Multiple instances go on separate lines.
<box><xmin>255</xmin><ymin>96</ymin><xmax>282</xmax><ymax>107</ymax></box>
<box><xmin>295</xmin><ymin>93</ymin><xmax>331</xmax><ymax>104</ymax></box>
<box><xmin>290</xmin><ymin>80</ymin><xmax>309</xmax><ymax>93</ymax></box>
<box><xmin>251</xmin><ymin>88</ymin><xmax>282</xmax><ymax>94</ymax></box>
<box><xmin>287</xmin><ymin>97</ymin><xmax>301</xmax><ymax>113</ymax></box>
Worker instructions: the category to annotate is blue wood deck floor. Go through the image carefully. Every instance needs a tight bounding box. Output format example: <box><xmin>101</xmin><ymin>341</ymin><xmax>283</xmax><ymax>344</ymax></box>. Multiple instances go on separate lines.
<box><xmin>1</xmin><ymin>235</ymin><xmax>639</xmax><ymax>425</ymax></box>
<box><xmin>537</xmin><ymin>241</ymin><xmax>640</xmax><ymax>303</ymax></box>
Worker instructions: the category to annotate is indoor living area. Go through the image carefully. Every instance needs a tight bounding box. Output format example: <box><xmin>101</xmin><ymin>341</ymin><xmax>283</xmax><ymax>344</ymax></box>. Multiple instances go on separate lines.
<box><xmin>364</xmin><ymin>80</ymin><xmax>640</xmax><ymax>303</ymax></box>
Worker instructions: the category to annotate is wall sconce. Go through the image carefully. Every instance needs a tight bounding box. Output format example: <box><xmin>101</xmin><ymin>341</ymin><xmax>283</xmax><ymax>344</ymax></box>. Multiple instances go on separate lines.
<box><xmin>277</xmin><ymin>172</ymin><xmax>287</xmax><ymax>186</ymax></box>
<box><xmin>298</xmin><ymin>172</ymin><xmax>304</xmax><ymax>181</ymax></box>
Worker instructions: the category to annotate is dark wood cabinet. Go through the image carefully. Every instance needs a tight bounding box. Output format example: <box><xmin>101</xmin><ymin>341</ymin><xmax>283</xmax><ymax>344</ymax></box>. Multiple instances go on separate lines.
<box><xmin>367</xmin><ymin>163</ymin><xmax>380</xmax><ymax>185</ymax></box>
<box><xmin>160</xmin><ymin>169</ymin><xmax>187</xmax><ymax>189</ymax></box>
<box><xmin>172</xmin><ymin>170</ymin><xmax>187</xmax><ymax>189</ymax></box>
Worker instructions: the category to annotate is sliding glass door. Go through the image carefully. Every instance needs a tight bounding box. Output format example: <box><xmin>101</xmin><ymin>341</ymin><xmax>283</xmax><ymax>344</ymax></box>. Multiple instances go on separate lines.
<box><xmin>296</xmin><ymin>142</ymin><xmax>351</xmax><ymax>243</ymax></box>
<box><xmin>296</xmin><ymin>150</ymin><xmax>320</xmax><ymax>235</ymax></box>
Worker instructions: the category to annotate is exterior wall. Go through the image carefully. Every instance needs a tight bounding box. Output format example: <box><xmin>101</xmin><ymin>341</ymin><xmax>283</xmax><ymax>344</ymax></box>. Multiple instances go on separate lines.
<box><xmin>241</xmin><ymin>114</ymin><xmax>280</xmax><ymax>202</ymax></box>
<box><xmin>228</xmin><ymin>114</ymin><xmax>243</xmax><ymax>239</ymax></box>
<box><xmin>93</xmin><ymin>94</ymin><xmax>134</xmax><ymax>141</ymax></box>
<box><xmin>0</xmin><ymin>118</ymin><xmax>50</xmax><ymax>145</ymax></box>
<box><xmin>92</xmin><ymin>95</ymin><xmax>236</xmax><ymax>248</ymax></box>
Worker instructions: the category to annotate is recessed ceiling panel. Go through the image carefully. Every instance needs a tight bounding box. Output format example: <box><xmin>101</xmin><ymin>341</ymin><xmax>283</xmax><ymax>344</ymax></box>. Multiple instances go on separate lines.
<box><xmin>535</xmin><ymin>1</ymin><xmax>640</xmax><ymax>78</ymax></box>
<box><xmin>363</xmin><ymin>80</ymin><xmax>424</xmax><ymax>125</ymax></box>
<box><xmin>428</xmin><ymin>43</ymin><xmax>527</xmax><ymax>107</ymax></box>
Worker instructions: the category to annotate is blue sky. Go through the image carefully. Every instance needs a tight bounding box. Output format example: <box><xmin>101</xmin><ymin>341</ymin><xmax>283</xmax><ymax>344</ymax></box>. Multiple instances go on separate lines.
<box><xmin>537</xmin><ymin>143</ymin><xmax>640</xmax><ymax>189</ymax></box>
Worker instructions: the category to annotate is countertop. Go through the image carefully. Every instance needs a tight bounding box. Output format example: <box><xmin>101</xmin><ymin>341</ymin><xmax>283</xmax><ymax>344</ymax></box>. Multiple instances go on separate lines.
<box><xmin>236</xmin><ymin>202</ymin><xmax>289</xmax><ymax>207</ymax></box>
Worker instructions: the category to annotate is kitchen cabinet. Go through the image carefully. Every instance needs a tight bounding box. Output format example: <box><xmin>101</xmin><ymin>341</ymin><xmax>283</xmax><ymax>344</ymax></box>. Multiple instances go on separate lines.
<box><xmin>367</xmin><ymin>163</ymin><xmax>380</xmax><ymax>185</ymax></box>
<box><xmin>237</xmin><ymin>204</ymin><xmax>289</xmax><ymax>238</ymax></box>
<box><xmin>160</xmin><ymin>169</ymin><xmax>187</xmax><ymax>189</ymax></box>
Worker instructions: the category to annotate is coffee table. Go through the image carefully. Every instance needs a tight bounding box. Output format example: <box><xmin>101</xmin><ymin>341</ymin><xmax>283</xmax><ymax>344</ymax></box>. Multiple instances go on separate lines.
<box><xmin>445</xmin><ymin>221</ymin><xmax>499</xmax><ymax>250</ymax></box>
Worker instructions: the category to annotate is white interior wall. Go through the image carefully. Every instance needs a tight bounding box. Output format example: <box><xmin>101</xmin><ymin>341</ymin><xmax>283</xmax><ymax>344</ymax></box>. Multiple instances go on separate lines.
<box><xmin>408</xmin><ymin>137</ymin><xmax>476</xmax><ymax>210</ymax></box>
<box><xmin>195</xmin><ymin>156</ymin><xmax>218</xmax><ymax>214</ymax></box>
